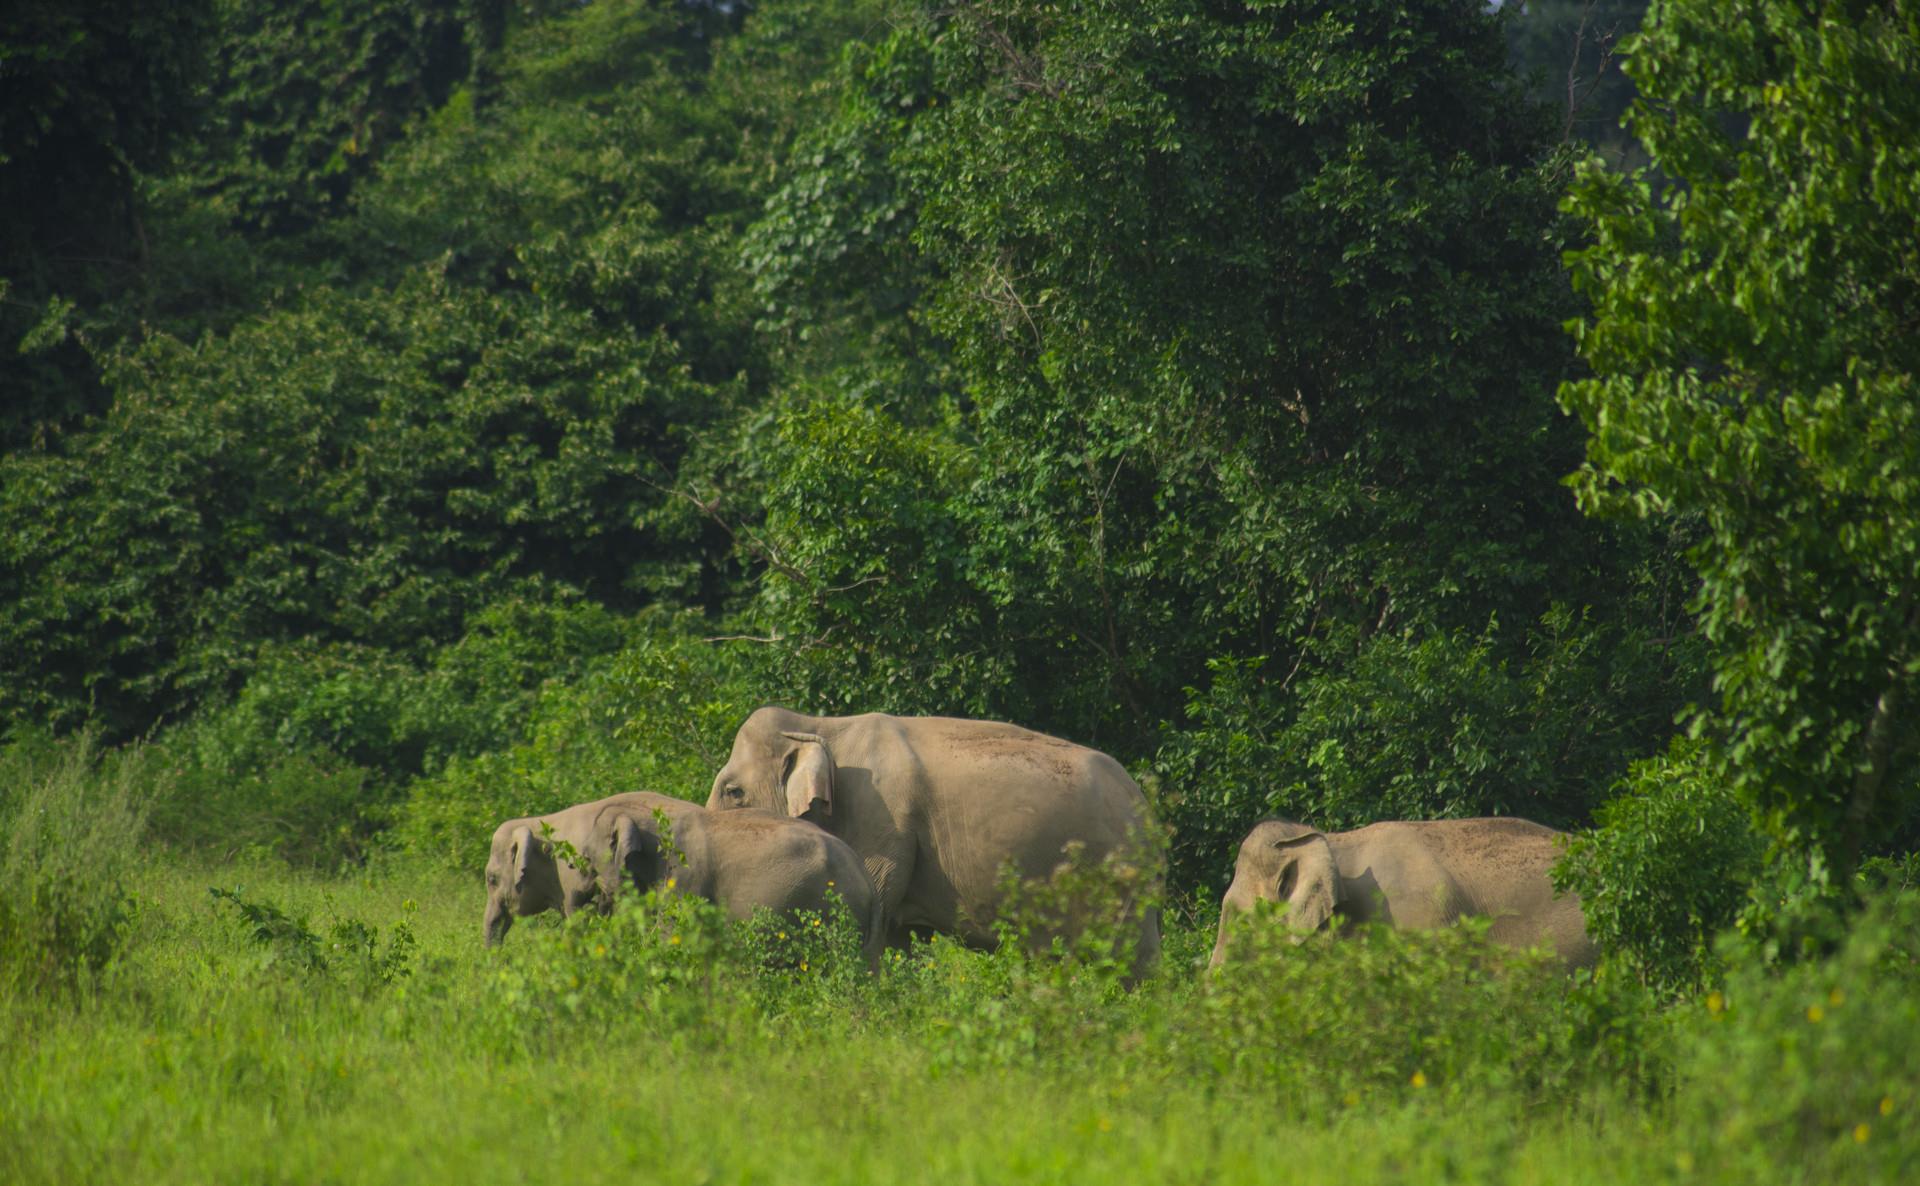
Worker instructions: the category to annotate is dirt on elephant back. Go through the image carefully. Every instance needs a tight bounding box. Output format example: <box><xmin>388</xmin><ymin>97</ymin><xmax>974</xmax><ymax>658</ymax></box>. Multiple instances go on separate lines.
<box><xmin>938</xmin><ymin>724</ymin><xmax>1084</xmax><ymax>783</ymax></box>
<box><xmin>1421</xmin><ymin>818</ymin><xmax>1563</xmax><ymax>878</ymax></box>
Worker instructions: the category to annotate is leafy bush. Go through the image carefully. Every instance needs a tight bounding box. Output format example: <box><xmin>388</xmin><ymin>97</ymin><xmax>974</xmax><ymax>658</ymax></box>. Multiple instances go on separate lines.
<box><xmin>1556</xmin><ymin>737</ymin><xmax>1763</xmax><ymax>995</ymax></box>
<box><xmin>0</xmin><ymin>733</ymin><xmax>156</xmax><ymax>990</ymax></box>
<box><xmin>151</xmin><ymin>737</ymin><xmax>376</xmax><ymax>869</ymax></box>
<box><xmin>1195</xmin><ymin>913</ymin><xmax>1640</xmax><ymax>1113</ymax></box>
<box><xmin>144</xmin><ymin>593</ymin><xmax>635</xmax><ymax>868</ymax></box>
<box><xmin>394</xmin><ymin>614</ymin><xmax>757</xmax><ymax>870</ymax></box>
<box><xmin>1155</xmin><ymin>606</ymin><xmax>1687</xmax><ymax>894</ymax></box>
<box><xmin>484</xmin><ymin>887</ymin><xmax>739</xmax><ymax>1045</ymax></box>
<box><xmin>1666</xmin><ymin>891</ymin><xmax>1920</xmax><ymax>1179</ymax></box>
<box><xmin>991</xmin><ymin>836</ymin><xmax>1165</xmax><ymax>991</ymax></box>
<box><xmin>738</xmin><ymin>387</ymin><xmax>1010</xmax><ymax>720</ymax></box>
<box><xmin>208</xmin><ymin>886</ymin><xmax>417</xmax><ymax>995</ymax></box>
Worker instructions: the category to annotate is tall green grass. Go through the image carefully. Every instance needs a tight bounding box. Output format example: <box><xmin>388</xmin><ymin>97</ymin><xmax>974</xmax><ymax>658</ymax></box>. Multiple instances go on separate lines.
<box><xmin>0</xmin><ymin>733</ymin><xmax>156</xmax><ymax>990</ymax></box>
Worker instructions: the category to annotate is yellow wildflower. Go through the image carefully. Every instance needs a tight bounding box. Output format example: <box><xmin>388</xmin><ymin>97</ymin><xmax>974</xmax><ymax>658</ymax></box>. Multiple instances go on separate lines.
<box><xmin>1706</xmin><ymin>991</ymin><xmax>1725</xmax><ymax>1015</ymax></box>
<box><xmin>1410</xmin><ymin>1071</ymin><xmax>1427</xmax><ymax>1089</ymax></box>
<box><xmin>669</xmin><ymin>934</ymin><xmax>681</xmax><ymax>946</ymax></box>
<box><xmin>1807</xmin><ymin>1004</ymin><xmax>1825</xmax><ymax>1023</ymax></box>
<box><xmin>1854</xmin><ymin>1123</ymin><xmax>1870</xmax><ymax>1144</ymax></box>
<box><xmin>1829</xmin><ymin>986</ymin><xmax>1846</xmax><ymax>1007</ymax></box>
<box><xmin>1881</xmin><ymin>1097</ymin><xmax>1895</xmax><ymax>1116</ymax></box>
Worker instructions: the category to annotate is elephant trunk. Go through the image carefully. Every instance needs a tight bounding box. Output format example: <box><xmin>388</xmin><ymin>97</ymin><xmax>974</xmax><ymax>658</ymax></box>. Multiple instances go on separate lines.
<box><xmin>1207</xmin><ymin>920</ymin><xmax>1233</xmax><ymax>971</ymax></box>
<box><xmin>483</xmin><ymin>897</ymin><xmax>513</xmax><ymax>947</ymax></box>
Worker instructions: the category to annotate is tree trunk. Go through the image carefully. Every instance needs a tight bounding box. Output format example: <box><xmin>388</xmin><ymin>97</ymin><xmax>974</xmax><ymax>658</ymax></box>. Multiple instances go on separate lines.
<box><xmin>1840</xmin><ymin>678</ymin><xmax>1904</xmax><ymax>886</ymax></box>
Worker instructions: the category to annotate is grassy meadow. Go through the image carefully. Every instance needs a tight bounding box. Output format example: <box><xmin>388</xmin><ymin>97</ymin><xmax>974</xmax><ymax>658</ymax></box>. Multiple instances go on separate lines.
<box><xmin>4</xmin><ymin>740</ymin><xmax>1916</xmax><ymax>1186</ymax></box>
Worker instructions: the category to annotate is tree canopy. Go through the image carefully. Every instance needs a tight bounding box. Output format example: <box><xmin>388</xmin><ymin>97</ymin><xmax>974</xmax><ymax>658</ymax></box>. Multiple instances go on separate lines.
<box><xmin>1562</xmin><ymin>0</ymin><xmax>1920</xmax><ymax>894</ymax></box>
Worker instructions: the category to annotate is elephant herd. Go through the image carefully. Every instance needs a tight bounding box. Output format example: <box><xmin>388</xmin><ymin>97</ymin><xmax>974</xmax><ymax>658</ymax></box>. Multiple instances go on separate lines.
<box><xmin>483</xmin><ymin>706</ymin><xmax>1597</xmax><ymax>975</ymax></box>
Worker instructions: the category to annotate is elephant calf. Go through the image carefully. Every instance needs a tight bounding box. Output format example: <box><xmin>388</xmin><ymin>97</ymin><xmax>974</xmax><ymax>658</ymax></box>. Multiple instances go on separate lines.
<box><xmin>1209</xmin><ymin>817</ymin><xmax>1596</xmax><ymax>970</ymax></box>
<box><xmin>483</xmin><ymin>791</ymin><xmax>881</xmax><ymax>956</ymax></box>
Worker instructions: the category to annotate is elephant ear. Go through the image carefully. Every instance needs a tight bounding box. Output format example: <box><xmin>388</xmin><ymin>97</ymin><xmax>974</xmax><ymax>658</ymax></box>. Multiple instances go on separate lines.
<box><xmin>610</xmin><ymin>813</ymin><xmax>663</xmax><ymax>898</ymax></box>
<box><xmin>780</xmin><ymin>731</ymin><xmax>835</xmax><ymax>820</ymax></box>
<box><xmin>509</xmin><ymin>824</ymin><xmax>538</xmax><ymax>892</ymax></box>
<box><xmin>1272</xmin><ymin>832</ymin><xmax>1340</xmax><ymax>934</ymax></box>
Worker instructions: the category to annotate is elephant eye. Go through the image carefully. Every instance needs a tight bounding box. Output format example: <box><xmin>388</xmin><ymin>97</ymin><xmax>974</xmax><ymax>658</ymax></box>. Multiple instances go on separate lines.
<box><xmin>726</xmin><ymin>785</ymin><xmax>746</xmax><ymax>802</ymax></box>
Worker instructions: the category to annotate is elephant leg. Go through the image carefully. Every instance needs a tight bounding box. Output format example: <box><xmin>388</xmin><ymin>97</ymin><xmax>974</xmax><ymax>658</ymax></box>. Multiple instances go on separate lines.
<box><xmin>862</xmin><ymin>834</ymin><xmax>919</xmax><ymax>939</ymax></box>
<box><xmin>1128</xmin><ymin>905</ymin><xmax>1163</xmax><ymax>985</ymax></box>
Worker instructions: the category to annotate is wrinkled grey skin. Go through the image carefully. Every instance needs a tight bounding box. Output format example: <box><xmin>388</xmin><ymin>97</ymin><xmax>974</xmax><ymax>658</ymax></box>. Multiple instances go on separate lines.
<box><xmin>706</xmin><ymin>707</ymin><xmax>1162</xmax><ymax>978</ymax></box>
<box><xmin>483</xmin><ymin>792</ymin><xmax>656</xmax><ymax>945</ymax></box>
<box><xmin>483</xmin><ymin>791</ymin><xmax>881</xmax><ymax>957</ymax></box>
<box><xmin>1209</xmin><ymin>818</ymin><xmax>1596</xmax><ymax>971</ymax></box>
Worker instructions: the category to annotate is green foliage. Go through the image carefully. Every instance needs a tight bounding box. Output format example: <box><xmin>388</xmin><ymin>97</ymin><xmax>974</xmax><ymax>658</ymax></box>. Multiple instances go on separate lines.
<box><xmin>737</xmin><ymin>388</ymin><xmax>1019</xmax><ymax>716</ymax></box>
<box><xmin>739</xmin><ymin>23</ymin><xmax>948</xmax><ymax>400</ymax></box>
<box><xmin>1557</xmin><ymin>737</ymin><xmax>1764</xmax><ymax>995</ymax></box>
<box><xmin>736</xmin><ymin>0</ymin><xmax>1694</xmax><ymax>808</ymax></box>
<box><xmin>0</xmin><ymin>733</ymin><xmax>154</xmax><ymax>991</ymax></box>
<box><xmin>0</xmin><ymin>0</ymin><xmax>215</xmax><ymax>446</ymax></box>
<box><xmin>0</xmin><ymin>272</ymin><xmax>712</xmax><ymax>735</ymax></box>
<box><xmin>151</xmin><ymin>734</ymin><xmax>375</xmax><ymax>869</ymax></box>
<box><xmin>1505</xmin><ymin>0</ymin><xmax>1649</xmax><ymax>165</ymax></box>
<box><xmin>394</xmin><ymin>614</ymin><xmax>758</xmax><ymax>869</ymax></box>
<box><xmin>0</xmin><ymin>0</ymin><xmax>884</xmax><ymax>742</ymax></box>
<box><xmin>1561</xmin><ymin>0</ymin><xmax>1920</xmax><ymax>892</ymax></box>
<box><xmin>132</xmin><ymin>592</ymin><xmax>631</xmax><ymax>867</ymax></box>
<box><xmin>1669</xmin><ymin>891</ymin><xmax>1920</xmax><ymax>1178</ymax></box>
<box><xmin>1200</xmin><ymin>914</ymin><xmax>1654</xmax><ymax>1111</ymax></box>
<box><xmin>484</xmin><ymin>887</ymin><xmax>736</xmax><ymax>1041</ymax></box>
<box><xmin>189</xmin><ymin>0</ymin><xmax>495</xmax><ymax>235</ymax></box>
<box><xmin>1155</xmin><ymin>605</ymin><xmax>1694</xmax><ymax>892</ymax></box>
<box><xmin>208</xmin><ymin>885</ymin><xmax>417</xmax><ymax>993</ymax></box>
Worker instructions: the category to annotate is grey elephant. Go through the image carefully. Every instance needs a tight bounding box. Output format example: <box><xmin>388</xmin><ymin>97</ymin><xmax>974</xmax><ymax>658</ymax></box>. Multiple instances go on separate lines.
<box><xmin>705</xmin><ymin>707</ymin><xmax>1162</xmax><ymax>977</ymax></box>
<box><xmin>1208</xmin><ymin>817</ymin><xmax>1595</xmax><ymax>970</ymax></box>
<box><xmin>482</xmin><ymin>791</ymin><xmax>881</xmax><ymax>956</ymax></box>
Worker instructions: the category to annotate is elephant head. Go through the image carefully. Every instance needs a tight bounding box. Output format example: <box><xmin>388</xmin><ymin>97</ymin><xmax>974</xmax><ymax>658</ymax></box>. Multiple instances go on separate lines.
<box><xmin>709</xmin><ymin>720</ymin><xmax>834</xmax><ymax>823</ymax></box>
<box><xmin>597</xmin><ymin>809</ymin><xmax>672</xmax><ymax>905</ymax></box>
<box><xmin>1207</xmin><ymin>820</ymin><xmax>1340</xmax><ymax>969</ymax></box>
<box><xmin>482</xmin><ymin>821</ymin><xmax>561</xmax><ymax>946</ymax></box>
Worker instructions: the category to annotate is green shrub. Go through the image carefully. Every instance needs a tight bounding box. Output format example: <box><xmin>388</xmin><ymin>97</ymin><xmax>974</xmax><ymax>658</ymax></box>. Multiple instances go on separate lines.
<box><xmin>1154</xmin><ymin>606</ymin><xmax>1684</xmax><ymax>895</ymax></box>
<box><xmin>484</xmin><ymin>887</ymin><xmax>739</xmax><ymax>1047</ymax></box>
<box><xmin>148</xmin><ymin>714</ymin><xmax>381</xmax><ymax>869</ymax></box>
<box><xmin>0</xmin><ymin>732</ymin><xmax>156</xmax><ymax>990</ymax></box>
<box><xmin>394</xmin><ymin>615</ymin><xmax>755</xmax><ymax>871</ymax></box>
<box><xmin>146</xmin><ymin>593</ymin><xmax>635</xmax><ymax>868</ymax></box>
<box><xmin>208</xmin><ymin>886</ymin><xmax>417</xmax><ymax>995</ymax></box>
<box><xmin>991</xmin><ymin>836</ymin><xmax>1165</xmax><ymax>993</ymax></box>
<box><xmin>735</xmin><ymin>890</ymin><xmax>875</xmax><ymax>1015</ymax></box>
<box><xmin>1194</xmin><ymin>914</ymin><xmax>1634</xmax><ymax>1113</ymax></box>
<box><xmin>407</xmin><ymin>593</ymin><xmax>631</xmax><ymax>768</ymax></box>
<box><xmin>1667</xmin><ymin>891</ymin><xmax>1920</xmax><ymax>1179</ymax></box>
<box><xmin>1556</xmin><ymin>737</ymin><xmax>1764</xmax><ymax>995</ymax></box>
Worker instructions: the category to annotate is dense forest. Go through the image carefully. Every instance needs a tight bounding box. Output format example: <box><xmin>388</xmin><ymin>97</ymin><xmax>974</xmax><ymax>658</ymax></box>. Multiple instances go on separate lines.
<box><xmin>3</xmin><ymin>5</ymin><xmax>1919</xmax><ymax>1176</ymax></box>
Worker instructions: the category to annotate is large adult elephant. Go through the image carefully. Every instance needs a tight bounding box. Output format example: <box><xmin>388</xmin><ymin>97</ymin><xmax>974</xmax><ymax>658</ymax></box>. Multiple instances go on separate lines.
<box><xmin>706</xmin><ymin>707</ymin><xmax>1162</xmax><ymax>975</ymax></box>
<box><xmin>1208</xmin><ymin>817</ymin><xmax>1595</xmax><ymax>970</ymax></box>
